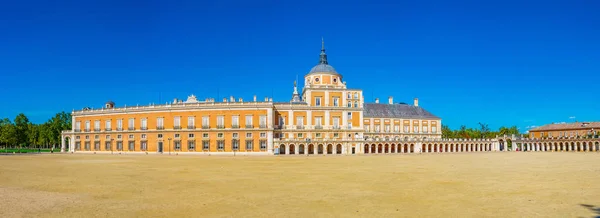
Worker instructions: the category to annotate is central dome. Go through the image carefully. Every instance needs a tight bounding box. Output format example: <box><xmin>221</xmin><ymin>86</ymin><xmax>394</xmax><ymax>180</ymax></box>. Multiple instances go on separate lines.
<box><xmin>305</xmin><ymin>39</ymin><xmax>342</xmax><ymax>78</ymax></box>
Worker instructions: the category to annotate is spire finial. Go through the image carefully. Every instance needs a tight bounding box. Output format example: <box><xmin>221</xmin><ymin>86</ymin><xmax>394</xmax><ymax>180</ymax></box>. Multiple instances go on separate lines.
<box><xmin>319</xmin><ymin>37</ymin><xmax>328</xmax><ymax>64</ymax></box>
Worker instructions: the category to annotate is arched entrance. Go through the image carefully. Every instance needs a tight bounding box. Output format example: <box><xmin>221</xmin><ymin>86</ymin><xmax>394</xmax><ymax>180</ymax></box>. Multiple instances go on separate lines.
<box><xmin>299</xmin><ymin>144</ymin><xmax>305</xmax><ymax>155</ymax></box>
<box><xmin>308</xmin><ymin>144</ymin><xmax>315</xmax><ymax>154</ymax></box>
<box><xmin>364</xmin><ymin>144</ymin><xmax>369</xmax><ymax>154</ymax></box>
<box><xmin>378</xmin><ymin>144</ymin><xmax>383</xmax><ymax>153</ymax></box>
<box><xmin>327</xmin><ymin>144</ymin><xmax>333</xmax><ymax>154</ymax></box>
<box><xmin>279</xmin><ymin>144</ymin><xmax>286</xmax><ymax>155</ymax></box>
<box><xmin>371</xmin><ymin>144</ymin><xmax>376</xmax><ymax>153</ymax></box>
<box><xmin>318</xmin><ymin>144</ymin><xmax>324</xmax><ymax>154</ymax></box>
<box><xmin>384</xmin><ymin>144</ymin><xmax>389</xmax><ymax>153</ymax></box>
<box><xmin>336</xmin><ymin>144</ymin><xmax>342</xmax><ymax>154</ymax></box>
<box><xmin>289</xmin><ymin>144</ymin><xmax>296</xmax><ymax>155</ymax></box>
<box><xmin>410</xmin><ymin>144</ymin><xmax>414</xmax><ymax>153</ymax></box>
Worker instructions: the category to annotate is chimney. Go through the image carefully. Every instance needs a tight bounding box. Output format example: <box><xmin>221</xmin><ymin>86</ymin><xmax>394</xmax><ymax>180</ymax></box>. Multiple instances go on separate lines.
<box><xmin>414</xmin><ymin>98</ymin><xmax>419</xmax><ymax>107</ymax></box>
<box><xmin>230</xmin><ymin>96</ymin><xmax>234</xmax><ymax>102</ymax></box>
<box><xmin>264</xmin><ymin>97</ymin><xmax>269</xmax><ymax>102</ymax></box>
<box><xmin>269</xmin><ymin>98</ymin><xmax>273</xmax><ymax>102</ymax></box>
<box><xmin>388</xmin><ymin>96</ymin><xmax>393</xmax><ymax>104</ymax></box>
<box><xmin>375</xmin><ymin>98</ymin><xmax>379</xmax><ymax>104</ymax></box>
<box><xmin>223</xmin><ymin>97</ymin><xmax>227</xmax><ymax>102</ymax></box>
<box><xmin>253</xmin><ymin>95</ymin><xmax>257</xmax><ymax>102</ymax></box>
<box><xmin>239</xmin><ymin>98</ymin><xmax>243</xmax><ymax>102</ymax></box>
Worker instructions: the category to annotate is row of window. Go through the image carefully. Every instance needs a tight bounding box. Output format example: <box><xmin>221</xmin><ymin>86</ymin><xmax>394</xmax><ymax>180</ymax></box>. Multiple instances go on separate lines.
<box><xmin>277</xmin><ymin>113</ymin><xmax>353</xmax><ymax>127</ymax></box>
<box><xmin>366</xmin><ymin>125</ymin><xmax>438</xmax><ymax>134</ymax></box>
<box><xmin>75</xmin><ymin>132</ymin><xmax>268</xmax><ymax>140</ymax></box>
<box><xmin>76</xmin><ymin>115</ymin><xmax>268</xmax><ymax>131</ymax></box>
<box><xmin>274</xmin><ymin>132</ymin><xmax>358</xmax><ymax>139</ymax></box>
<box><xmin>537</xmin><ymin>130</ymin><xmax>599</xmax><ymax>138</ymax></box>
<box><xmin>74</xmin><ymin>140</ymin><xmax>267</xmax><ymax>151</ymax></box>
<box><xmin>314</xmin><ymin>97</ymin><xmax>359</xmax><ymax>108</ymax></box>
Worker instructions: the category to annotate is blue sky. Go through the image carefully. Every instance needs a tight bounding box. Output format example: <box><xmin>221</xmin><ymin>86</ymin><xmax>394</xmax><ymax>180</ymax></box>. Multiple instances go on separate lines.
<box><xmin>1</xmin><ymin>0</ymin><xmax>599</xmax><ymax>132</ymax></box>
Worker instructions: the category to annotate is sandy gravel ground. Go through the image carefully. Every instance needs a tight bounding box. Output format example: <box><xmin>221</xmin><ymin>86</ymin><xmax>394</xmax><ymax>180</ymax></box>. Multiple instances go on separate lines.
<box><xmin>1</xmin><ymin>152</ymin><xmax>599</xmax><ymax>218</ymax></box>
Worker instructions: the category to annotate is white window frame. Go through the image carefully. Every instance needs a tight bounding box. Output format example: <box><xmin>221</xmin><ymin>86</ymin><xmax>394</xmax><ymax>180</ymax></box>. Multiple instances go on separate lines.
<box><xmin>315</xmin><ymin>97</ymin><xmax>321</xmax><ymax>106</ymax></box>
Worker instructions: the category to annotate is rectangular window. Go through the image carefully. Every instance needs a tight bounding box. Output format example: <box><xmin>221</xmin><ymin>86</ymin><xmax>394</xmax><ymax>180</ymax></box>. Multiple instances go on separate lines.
<box><xmin>128</xmin><ymin>141</ymin><xmax>135</xmax><ymax>151</ymax></box>
<box><xmin>375</xmin><ymin>125</ymin><xmax>380</xmax><ymax>132</ymax></box>
<box><xmin>94</xmin><ymin>135</ymin><xmax>99</xmax><ymax>139</ymax></box>
<box><xmin>202</xmin><ymin>116</ymin><xmax>209</xmax><ymax>129</ymax></box>
<box><xmin>259</xmin><ymin>115</ymin><xmax>267</xmax><ymax>128</ymax></box>
<box><xmin>260</xmin><ymin>140</ymin><xmax>267</xmax><ymax>150</ymax></box>
<box><xmin>141</xmin><ymin>141</ymin><xmax>148</xmax><ymax>151</ymax></box>
<box><xmin>175</xmin><ymin>133</ymin><xmax>180</xmax><ymax>138</ymax></box>
<box><xmin>404</xmin><ymin>125</ymin><xmax>409</xmax><ymax>133</ymax></box>
<box><xmin>128</xmin><ymin>134</ymin><xmax>134</xmax><ymax>139</ymax></box>
<box><xmin>394</xmin><ymin>125</ymin><xmax>399</xmax><ymax>132</ymax></box>
<box><xmin>245</xmin><ymin>115</ymin><xmax>253</xmax><ymax>128</ymax></box>
<box><xmin>156</xmin><ymin>117</ymin><xmax>164</xmax><ymax>130</ymax></box>
<box><xmin>232</xmin><ymin>116</ymin><xmax>239</xmax><ymax>128</ymax></box>
<box><xmin>158</xmin><ymin>134</ymin><xmax>163</xmax><ymax>138</ymax></box>
<box><xmin>218</xmin><ymin>133</ymin><xmax>224</xmax><ymax>138</ymax></box>
<box><xmin>174</xmin><ymin>116</ymin><xmax>181</xmax><ymax>129</ymax></box>
<box><xmin>75</xmin><ymin>121</ymin><xmax>81</xmax><ymax>131</ymax></box>
<box><xmin>141</xmin><ymin>118</ymin><xmax>147</xmax><ymax>130</ymax></box>
<box><xmin>188</xmin><ymin>140</ymin><xmax>195</xmax><ymax>151</ymax></box>
<box><xmin>315</xmin><ymin>116</ymin><xmax>322</xmax><ymax>128</ymax></box>
<box><xmin>385</xmin><ymin>125</ymin><xmax>390</xmax><ymax>132</ymax></box>
<box><xmin>414</xmin><ymin>126</ymin><xmax>419</xmax><ymax>133</ymax></box>
<box><xmin>202</xmin><ymin>140</ymin><xmax>209</xmax><ymax>150</ymax></box>
<box><xmin>141</xmin><ymin>134</ymin><xmax>147</xmax><ymax>139</ymax></box>
<box><xmin>105</xmin><ymin>135</ymin><xmax>110</xmax><ymax>140</ymax></box>
<box><xmin>245</xmin><ymin>140</ymin><xmax>253</xmax><ymax>151</ymax></box>
<box><xmin>187</xmin><ymin>116</ymin><xmax>195</xmax><ymax>129</ymax></box>
<box><xmin>188</xmin><ymin>133</ymin><xmax>194</xmax><ymax>138</ymax></box>
<box><xmin>347</xmin><ymin>102</ymin><xmax>351</xmax><ymax>108</ymax></box>
<box><xmin>94</xmin><ymin>141</ymin><xmax>100</xmax><ymax>150</ymax></box>
<box><xmin>233</xmin><ymin>133</ymin><xmax>239</xmax><ymax>138</ymax></box>
<box><xmin>260</xmin><ymin>132</ymin><xmax>266</xmax><ymax>138</ymax></box>
<box><xmin>354</xmin><ymin>93</ymin><xmax>358</xmax><ymax>99</ymax></box>
<box><xmin>246</xmin><ymin>133</ymin><xmax>252</xmax><ymax>138</ymax></box>
<box><xmin>365</xmin><ymin>125</ymin><xmax>370</xmax><ymax>132</ymax></box>
<box><xmin>297</xmin><ymin>133</ymin><xmax>303</xmax><ymax>138</ymax></box>
<box><xmin>347</xmin><ymin>93</ymin><xmax>351</xmax><ymax>99</ymax></box>
<box><xmin>333</xmin><ymin>97</ymin><xmax>339</xmax><ymax>106</ymax></box>
<box><xmin>232</xmin><ymin>139</ymin><xmax>239</xmax><ymax>150</ymax></box>
<box><xmin>105</xmin><ymin>120</ymin><xmax>111</xmax><ymax>131</ymax></box>
<box><xmin>128</xmin><ymin>118</ymin><xmax>135</xmax><ymax>130</ymax></box>
<box><xmin>76</xmin><ymin>142</ymin><xmax>81</xmax><ymax>150</ymax></box>
<box><xmin>105</xmin><ymin>141</ymin><xmax>111</xmax><ymax>151</ymax></box>
<box><xmin>315</xmin><ymin>97</ymin><xmax>321</xmax><ymax>106</ymax></box>
<box><xmin>94</xmin><ymin>120</ymin><xmax>100</xmax><ymax>131</ymax></box>
<box><xmin>333</xmin><ymin>117</ymin><xmax>340</xmax><ymax>129</ymax></box>
<box><xmin>117</xmin><ymin>119</ymin><xmax>123</xmax><ymax>131</ymax></box>
<box><xmin>432</xmin><ymin>126</ymin><xmax>437</xmax><ymax>133</ymax></box>
<box><xmin>174</xmin><ymin>141</ymin><xmax>181</xmax><ymax>150</ymax></box>
<box><xmin>347</xmin><ymin>112</ymin><xmax>352</xmax><ymax>120</ymax></box>
<box><xmin>354</xmin><ymin>101</ymin><xmax>358</xmax><ymax>108</ymax></box>
<box><xmin>116</xmin><ymin>141</ymin><xmax>123</xmax><ymax>151</ymax></box>
<box><xmin>85</xmin><ymin>142</ymin><xmax>91</xmax><ymax>151</ymax></box>
<box><xmin>76</xmin><ymin>136</ymin><xmax>80</xmax><ymax>139</ymax></box>
<box><xmin>217</xmin><ymin>116</ymin><xmax>224</xmax><ymax>129</ymax></box>
<box><xmin>85</xmin><ymin>121</ymin><xmax>90</xmax><ymax>132</ymax></box>
<box><xmin>316</xmin><ymin>133</ymin><xmax>321</xmax><ymax>138</ymax></box>
<box><xmin>423</xmin><ymin>126</ymin><xmax>428</xmax><ymax>133</ymax></box>
<box><xmin>217</xmin><ymin>140</ymin><xmax>225</xmax><ymax>150</ymax></box>
<box><xmin>297</xmin><ymin>116</ymin><xmax>304</xmax><ymax>128</ymax></box>
<box><xmin>334</xmin><ymin>133</ymin><xmax>339</xmax><ymax>138</ymax></box>
<box><xmin>203</xmin><ymin>133</ymin><xmax>209</xmax><ymax>138</ymax></box>
<box><xmin>278</xmin><ymin>116</ymin><xmax>285</xmax><ymax>126</ymax></box>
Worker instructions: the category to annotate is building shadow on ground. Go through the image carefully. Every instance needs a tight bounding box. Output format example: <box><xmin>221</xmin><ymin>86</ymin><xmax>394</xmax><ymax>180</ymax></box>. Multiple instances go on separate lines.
<box><xmin>580</xmin><ymin>204</ymin><xmax>600</xmax><ymax>218</ymax></box>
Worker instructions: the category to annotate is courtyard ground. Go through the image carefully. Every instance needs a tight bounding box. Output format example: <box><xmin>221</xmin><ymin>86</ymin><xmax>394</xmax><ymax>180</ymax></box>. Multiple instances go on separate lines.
<box><xmin>1</xmin><ymin>152</ymin><xmax>599</xmax><ymax>217</ymax></box>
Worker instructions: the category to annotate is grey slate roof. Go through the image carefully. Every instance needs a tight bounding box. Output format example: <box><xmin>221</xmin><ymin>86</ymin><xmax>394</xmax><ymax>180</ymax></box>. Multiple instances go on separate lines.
<box><xmin>364</xmin><ymin>103</ymin><xmax>440</xmax><ymax>119</ymax></box>
<box><xmin>307</xmin><ymin>64</ymin><xmax>340</xmax><ymax>76</ymax></box>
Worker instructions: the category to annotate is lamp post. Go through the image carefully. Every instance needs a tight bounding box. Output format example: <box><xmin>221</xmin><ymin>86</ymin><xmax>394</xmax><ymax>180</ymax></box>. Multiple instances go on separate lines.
<box><xmin>111</xmin><ymin>138</ymin><xmax>114</xmax><ymax>154</ymax></box>
<box><xmin>168</xmin><ymin>138</ymin><xmax>171</xmax><ymax>155</ymax></box>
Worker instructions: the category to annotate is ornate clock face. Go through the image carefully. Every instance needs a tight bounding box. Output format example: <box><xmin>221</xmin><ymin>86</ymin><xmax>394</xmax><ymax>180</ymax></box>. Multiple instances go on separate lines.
<box><xmin>315</xmin><ymin>78</ymin><xmax>320</xmax><ymax>82</ymax></box>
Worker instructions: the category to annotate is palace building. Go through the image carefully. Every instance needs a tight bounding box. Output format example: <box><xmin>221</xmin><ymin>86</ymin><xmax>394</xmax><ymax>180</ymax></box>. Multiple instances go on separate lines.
<box><xmin>60</xmin><ymin>40</ymin><xmax>442</xmax><ymax>155</ymax></box>
<box><xmin>529</xmin><ymin>122</ymin><xmax>600</xmax><ymax>139</ymax></box>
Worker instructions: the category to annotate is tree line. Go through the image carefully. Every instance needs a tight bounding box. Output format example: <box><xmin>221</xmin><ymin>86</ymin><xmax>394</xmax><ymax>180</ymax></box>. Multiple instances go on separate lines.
<box><xmin>0</xmin><ymin>112</ymin><xmax>71</xmax><ymax>151</ymax></box>
<box><xmin>442</xmin><ymin>123</ymin><xmax>521</xmax><ymax>139</ymax></box>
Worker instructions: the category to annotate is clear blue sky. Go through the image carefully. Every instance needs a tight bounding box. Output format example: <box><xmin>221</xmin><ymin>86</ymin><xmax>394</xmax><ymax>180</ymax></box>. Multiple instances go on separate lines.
<box><xmin>1</xmin><ymin>0</ymin><xmax>599</xmax><ymax>132</ymax></box>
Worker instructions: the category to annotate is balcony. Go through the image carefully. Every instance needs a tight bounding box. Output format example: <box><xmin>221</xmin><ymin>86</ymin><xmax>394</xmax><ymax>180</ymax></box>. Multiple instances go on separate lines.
<box><xmin>217</xmin><ymin>125</ymin><xmax>225</xmax><ymax>129</ymax></box>
<box><xmin>259</xmin><ymin>124</ymin><xmax>266</xmax><ymax>128</ymax></box>
<box><xmin>314</xmin><ymin>125</ymin><xmax>323</xmax><ymax>130</ymax></box>
<box><xmin>296</xmin><ymin>125</ymin><xmax>304</xmax><ymax>130</ymax></box>
<box><xmin>202</xmin><ymin>125</ymin><xmax>209</xmax><ymax>129</ymax></box>
<box><xmin>245</xmin><ymin>124</ymin><xmax>254</xmax><ymax>128</ymax></box>
<box><xmin>187</xmin><ymin>125</ymin><xmax>195</xmax><ymax>130</ymax></box>
<box><xmin>157</xmin><ymin>126</ymin><xmax>164</xmax><ymax>130</ymax></box>
<box><xmin>94</xmin><ymin>128</ymin><xmax>100</xmax><ymax>132</ymax></box>
<box><xmin>332</xmin><ymin>126</ymin><xmax>341</xmax><ymax>130</ymax></box>
<box><xmin>117</xmin><ymin>128</ymin><xmax>123</xmax><ymax>131</ymax></box>
<box><xmin>174</xmin><ymin>126</ymin><xmax>181</xmax><ymax>130</ymax></box>
<box><xmin>128</xmin><ymin>127</ymin><xmax>135</xmax><ymax>131</ymax></box>
<box><xmin>275</xmin><ymin>125</ymin><xmax>286</xmax><ymax>129</ymax></box>
<box><xmin>105</xmin><ymin>128</ymin><xmax>112</xmax><ymax>132</ymax></box>
<box><xmin>231</xmin><ymin>125</ymin><xmax>239</xmax><ymax>129</ymax></box>
<box><xmin>74</xmin><ymin>129</ymin><xmax>81</xmax><ymax>133</ymax></box>
<box><xmin>141</xmin><ymin>127</ymin><xmax>148</xmax><ymax>130</ymax></box>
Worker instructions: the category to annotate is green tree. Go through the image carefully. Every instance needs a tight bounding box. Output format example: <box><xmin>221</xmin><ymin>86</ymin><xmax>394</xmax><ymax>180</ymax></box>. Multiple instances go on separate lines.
<box><xmin>14</xmin><ymin>113</ymin><xmax>30</xmax><ymax>152</ymax></box>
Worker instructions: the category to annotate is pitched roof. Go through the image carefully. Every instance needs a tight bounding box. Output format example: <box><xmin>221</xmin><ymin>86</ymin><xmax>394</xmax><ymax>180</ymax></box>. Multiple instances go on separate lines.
<box><xmin>530</xmin><ymin>122</ymin><xmax>600</xmax><ymax>131</ymax></box>
<box><xmin>364</xmin><ymin>103</ymin><xmax>440</xmax><ymax>119</ymax></box>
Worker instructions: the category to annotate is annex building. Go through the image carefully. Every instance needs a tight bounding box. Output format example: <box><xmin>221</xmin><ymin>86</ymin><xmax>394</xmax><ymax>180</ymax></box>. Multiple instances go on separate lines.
<box><xmin>61</xmin><ymin>41</ymin><xmax>443</xmax><ymax>155</ymax></box>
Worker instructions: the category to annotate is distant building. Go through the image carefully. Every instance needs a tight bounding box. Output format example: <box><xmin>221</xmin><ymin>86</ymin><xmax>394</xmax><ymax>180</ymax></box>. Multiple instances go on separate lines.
<box><xmin>529</xmin><ymin>122</ymin><xmax>600</xmax><ymax>139</ymax></box>
<box><xmin>61</xmin><ymin>40</ymin><xmax>442</xmax><ymax>155</ymax></box>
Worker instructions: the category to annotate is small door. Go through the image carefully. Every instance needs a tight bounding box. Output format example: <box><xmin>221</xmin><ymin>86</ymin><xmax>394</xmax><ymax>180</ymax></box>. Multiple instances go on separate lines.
<box><xmin>158</xmin><ymin>142</ymin><xmax>163</xmax><ymax>153</ymax></box>
<box><xmin>352</xmin><ymin>147</ymin><xmax>356</xmax><ymax>154</ymax></box>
